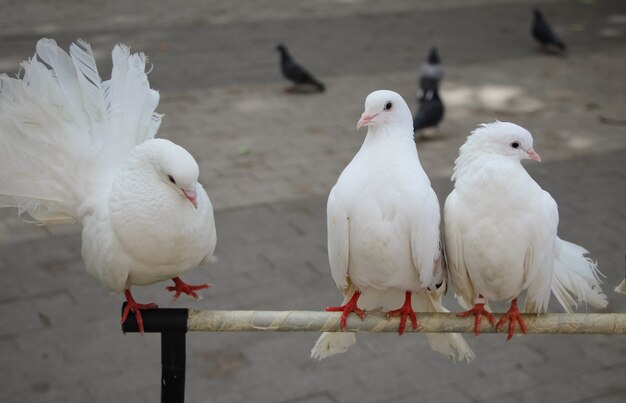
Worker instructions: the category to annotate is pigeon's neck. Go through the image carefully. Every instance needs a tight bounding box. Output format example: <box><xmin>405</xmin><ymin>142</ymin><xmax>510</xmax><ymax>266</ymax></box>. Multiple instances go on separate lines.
<box><xmin>279</xmin><ymin>49</ymin><xmax>291</xmax><ymax>63</ymax></box>
<box><xmin>362</xmin><ymin>125</ymin><xmax>416</xmax><ymax>157</ymax></box>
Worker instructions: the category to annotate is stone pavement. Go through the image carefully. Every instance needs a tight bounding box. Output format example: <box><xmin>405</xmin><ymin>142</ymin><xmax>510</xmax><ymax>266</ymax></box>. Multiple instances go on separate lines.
<box><xmin>1</xmin><ymin>0</ymin><xmax>626</xmax><ymax>402</ymax></box>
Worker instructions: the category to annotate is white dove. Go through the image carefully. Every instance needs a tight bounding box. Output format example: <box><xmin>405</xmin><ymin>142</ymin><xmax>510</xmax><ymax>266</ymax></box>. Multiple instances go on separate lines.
<box><xmin>444</xmin><ymin>122</ymin><xmax>607</xmax><ymax>340</ymax></box>
<box><xmin>311</xmin><ymin>90</ymin><xmax>474</xmax><ymax>362</ymax></box>
<box><xmin>0</xmin><ymin>38</ymin><xmax>217</xmax><ymax>332</ymax></box>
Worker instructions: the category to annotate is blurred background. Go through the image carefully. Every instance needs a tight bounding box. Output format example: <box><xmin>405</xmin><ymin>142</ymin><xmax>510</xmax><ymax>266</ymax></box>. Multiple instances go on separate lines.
<box><xmin>1</xmin><ymin>0</ymin><xmax>625</xmax><ymax>402</ymax></box>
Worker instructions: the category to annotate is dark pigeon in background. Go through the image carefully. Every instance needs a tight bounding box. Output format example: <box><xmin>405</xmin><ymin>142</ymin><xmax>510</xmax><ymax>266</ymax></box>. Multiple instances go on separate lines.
<box><xmin>413</xmin><ymin>88</ymin><xmax>444</xmax><ymax>136</ymax></box>
<box><xmin>418</xmin><ymin>47</ymin><xmax>444</xmax><ymax>99</ymax></box>
<box><xmin>276</xmin><ymin>44</ymin><xmax>325</xmax><ymax>92</ymax></box>
<box><xmin>532</xmin><ymin>9</ymin><xmax>567</xmax><ymax>52</ymax></box>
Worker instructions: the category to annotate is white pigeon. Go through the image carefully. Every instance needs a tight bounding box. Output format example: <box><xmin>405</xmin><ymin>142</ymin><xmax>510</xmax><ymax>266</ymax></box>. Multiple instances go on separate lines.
<box><xmin>0</xmin><ymin>38</ymin><xmax>217</xmax><ymax>332</ymax></box>
<box><xmin>444</xmin><ymin>121</ymin><xmax>607</xmax><ymax>339</ymax></box>
<box><xmin>311</xmin><ymin>90</ymin><xmax>474</xmax><ymax>363</ymax></box>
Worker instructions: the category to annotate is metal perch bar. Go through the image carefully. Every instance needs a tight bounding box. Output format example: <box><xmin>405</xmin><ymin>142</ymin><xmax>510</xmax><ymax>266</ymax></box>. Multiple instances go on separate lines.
<box><xmin>187</xmin><ymin>310</ymin><xmax>626</xmax><ymax>334</ymax></box>
<box><xmin>121</xmin><ymin>307</ymin><xmax>626</xmax><ymax>403</ymax></box>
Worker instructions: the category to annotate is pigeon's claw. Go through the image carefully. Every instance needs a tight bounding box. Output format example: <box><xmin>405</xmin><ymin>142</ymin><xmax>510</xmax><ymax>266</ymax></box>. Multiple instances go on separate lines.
<box><xmin>167</xmin><ymin>277</ymin><xmax>212</xmax><ymax>301</ymax></box>
<box><xmin>325</xmin><ymin>290</ymin><xmax>365</xmax><ymax>331</ymax></box>
<box><xmin>456</xmin><ymin>295</ymin><xmax>496</xmax><ymax>336</ymax></box>
<box><xmin>121</xmin><ymin>289</ymin><xmax>158</xmax><ymax>333</ymax></box>
<box><xmin>386</xmin><ymin>291</ymin><xmax>418</xmax><ymax>335</ymax></box>
<box><xmin>496</xmin><ymin>298</ymin><xmax>527</xmax><ymax>341</ymax></box>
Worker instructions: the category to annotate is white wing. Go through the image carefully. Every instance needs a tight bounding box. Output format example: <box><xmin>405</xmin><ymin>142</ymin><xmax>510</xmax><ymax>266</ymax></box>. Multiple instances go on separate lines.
<box><xmin>523</xmin><ymin>188</ymin><xmax>559</xmax><ymax>313</ymax></box>
<box><xmin>327</xmin><ymin>186</ymin><xmax>350</xmax><ymax>290</ymax></box>
<box><xmin>443</xmin><ymin>190</ymin><xmax>476</xmax><ymax>309</ymax></box>
<box><xmin>0</xmin><ymin>38</ymin><xmax>161</xmax><ymax>222</ymax></box>
<box><xmin>409</xmin><ymin>185</ymin><xmax>443</xmax><ymax>289</ymax></box>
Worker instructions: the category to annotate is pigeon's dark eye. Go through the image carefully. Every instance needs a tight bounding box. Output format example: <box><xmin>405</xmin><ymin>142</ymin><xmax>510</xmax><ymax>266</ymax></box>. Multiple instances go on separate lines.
<box><xmin>168</xmin><ymin>175</ymin><xmax>176</xmax><ymax>184</ymax></box>
<box><xmin>511</xmin><ymin>142</ymin><xmax>520</xmax><ymax>149</ymax></box>
<box><xmin>384</xmin><ymin>102</ymin><xmax>392</xmax><ymax>111</ymax></box>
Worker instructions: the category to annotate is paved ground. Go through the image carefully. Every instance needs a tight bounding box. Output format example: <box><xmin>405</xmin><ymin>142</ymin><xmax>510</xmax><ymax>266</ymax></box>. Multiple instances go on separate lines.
<box><xmin>0</xmin><ymin>0</ymin><xmax>625</xmax><ymax>402</ymax></box>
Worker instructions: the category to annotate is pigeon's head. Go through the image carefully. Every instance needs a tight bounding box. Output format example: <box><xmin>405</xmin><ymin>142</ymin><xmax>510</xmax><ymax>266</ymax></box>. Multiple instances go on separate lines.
<box><xmin>276</xmin><ymin>44</ymin><xmax>287</xmax><ymax>53</ymax></box>
<box><xmin>533</xmin><ymin>9</ymin><xmax>544</xmax><ymax>20</ymax></box>
<box><xmin>427</xmin><ymin>47</ymin><xmax>441</xmax><ymax>64</ymax></box>
<box><xmin>137</xmin><ymin>139</ymin><xmax>201</xmax><ymax>209</ymax></box>
<box><xmin>464</xmin><ymin>121</ymin><xmax>541</xmax><ymax>162</ymax></box>
<box><xmin>357</xmin><ymin>90</ymin><xmax>413</xmax><ymax>132</ymax></box>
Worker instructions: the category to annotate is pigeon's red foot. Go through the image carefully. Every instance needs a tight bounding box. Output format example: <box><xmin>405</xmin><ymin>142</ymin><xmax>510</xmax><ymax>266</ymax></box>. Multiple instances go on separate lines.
<box><xmin>386</xmin><ymin>291</ymin><xmax>418</xmax><ymax>335</ymax></box>
<box><xmin>456</xmin><ymin>295</ymin><xmax>496</xmax><ymax>336</ymax></box>
<box><xmin>121</xmin><ymin>289</ymin><xmax>158</xmax><ymax>333</ymax></box>
<box><xmin>326</xmin><ymin>290</ymin><xmax>365</xmax><ymax>331</ymax></box>
<box><xmin>496</xmin><ymin>298</ymin><xmax>527</xmax><ymax>341</ymax></box>
<box><xmin>167</xmin><ymin>277</ymin><xmax>211</xmax><ymax>301</ymax></box>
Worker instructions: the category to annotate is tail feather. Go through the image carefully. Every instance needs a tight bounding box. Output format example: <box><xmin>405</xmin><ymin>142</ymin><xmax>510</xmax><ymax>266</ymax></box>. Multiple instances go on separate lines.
<box><xmin>615</xmin><ymin>279</ymin><xmax>626</xmax><ymax>295</ymax></box>
<box><xmin>413</xmin><ymin>292</ymin><xmax>475</xmax><ymax>363</ymax></box>
<box><xmin>311</xmin><ymin>286</ymin><xmax>357</xmax><ymax>360</ymax></box>
<box><xmin>106</xmin><ymin>45</ymin><xmax>162</xmax><ymax>155</ymax></box>
<box><xmin>310</xmin><ymin>332</ymin><xmax>356</xmax><ymax>361</ymax></box>
<box><xmin>0</xmin><ymin>59</ymin><xmax>82</xmax><ymax>217</ymax></box>
<box><xmin>311</xmin><ymin>78</ymin><xmax>325</xmax><ymax>92</ymax></box>
<box><xmin>34</xmin><ymin>38</ymin><xmax>87</xmax><ymax>127</ymax></box>
<box><xmin>554</xmin><ymin>39</ymin><xmax>566</xmax><ymax>51</ymax></box>
<box><xmin>551</xmin><ymin>237</ymin><xmax>607</xmax><ymax>312</ymax></box>
<box><xmin>69</xmin><ymin>39</ymin><xmax>107</xmax><ymax>127</ymax></box>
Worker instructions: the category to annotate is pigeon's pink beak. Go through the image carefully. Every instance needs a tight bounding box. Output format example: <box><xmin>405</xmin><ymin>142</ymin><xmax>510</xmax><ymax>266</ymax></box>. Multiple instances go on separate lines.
<box><xmin>527</xmin><ymin>149</ymin><xmax>542</xmax><ymax>162</ymax></box>
<box><xmin>183</xmin><ymin>189</ymin><xmax>198</xmax><ymax>209</ymax></box>
<box><xmin>356</xmin><ymin>113</ymin><xmax>378</xmax><ymax>129</ymax></box>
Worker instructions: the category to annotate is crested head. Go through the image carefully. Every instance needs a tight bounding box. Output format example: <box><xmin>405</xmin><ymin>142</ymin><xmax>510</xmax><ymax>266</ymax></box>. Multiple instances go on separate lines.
<box><xmin>452</xmin><ymin>121</ymin><xmax>541</xmax><ymax>182</ymax></box>
<box><xmin>455</xmin><ymin>121</ymin><xmax>541</xmax><ymax>169</ymax></box>
<box><xmin>356</xmin><ymin>90</ymin><xmax>413</xmax><ymax>133</ymax></box>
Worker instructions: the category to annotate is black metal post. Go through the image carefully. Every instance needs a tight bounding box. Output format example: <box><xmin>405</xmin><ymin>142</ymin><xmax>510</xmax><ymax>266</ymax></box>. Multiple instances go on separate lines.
<box><xmin>121</xmin><ymin>304</ymin><xmax>189</xmax><ymax>403</ymax></box>
<box><xmin>161</xmin><ymin>330</ymin><xmax>186</xmax><ymax>403</ymax></box>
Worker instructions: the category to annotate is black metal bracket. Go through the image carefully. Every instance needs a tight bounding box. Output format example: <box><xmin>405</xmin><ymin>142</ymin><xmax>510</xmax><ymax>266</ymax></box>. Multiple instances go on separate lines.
<box><xmin>121</xmin><ymin>304</ymin><xmax>189</xmax><ymax>403</ymax></box>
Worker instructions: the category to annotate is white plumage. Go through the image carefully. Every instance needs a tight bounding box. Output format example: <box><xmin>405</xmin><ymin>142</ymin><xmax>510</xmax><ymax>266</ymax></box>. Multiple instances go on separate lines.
<box><xmin>311</xmin><ymin>90</ymin><xmax>474</xmax><ymax>362</ymax></box>
<box><xmin>444</xmin><ymin>121</ymin><xmax>607</xmax><ymax>339</ymax></box>
<box><xmin>616</xmin><ymin>253</ymin><xmax>626</xmax><ymax>294</ymax></box>
<box><xmin>0</xmin><ymin>39</ymin><xmax>217</xmax><ymax>331</ymax></box>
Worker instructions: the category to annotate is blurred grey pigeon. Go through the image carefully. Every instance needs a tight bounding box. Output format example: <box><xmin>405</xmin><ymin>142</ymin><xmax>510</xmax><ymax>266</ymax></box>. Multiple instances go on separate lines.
<box><xmin>444</xmin><ymin>122</ymin><xmax>607</xmax><ymax>340</ymax></box>
<box><xmin>276</xmin><ymin>43</ymin><xmax>325</xmax><ymax>92</ymax></box>
<box><xmin>0</xmin><ymin>38</ymin><xmax>217</xmax><ymax>332</ymax></box>
<box><xmin>413</xmin><ymin>88</ymin><xmax>444</xmax><ymax>134</ymax></box>
<box><xmin>532</xmin><ymin>9</ymin><xmax>567</xmax><ymax>52</ymax></box>
<box><xmin>418</xmin><ymin>47</ymin><xmax>443</xmax><ymax>98</ymax></box>
<box><xmin>311</xmin><ymin>90</ymin><xmax>473</xmax><ymax>362</ymax></box>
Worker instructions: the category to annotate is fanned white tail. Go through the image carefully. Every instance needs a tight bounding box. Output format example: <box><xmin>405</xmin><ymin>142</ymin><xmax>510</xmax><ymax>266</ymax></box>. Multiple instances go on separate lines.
<box><xmin>551</xmin><ymin>237</ymin><xmax>608</xmax><ymax>312</ymax></box>
<box><xmin>0</xmin><ymin>38</ymin><xmax>161</xmax><ymax>223</ymax></box>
